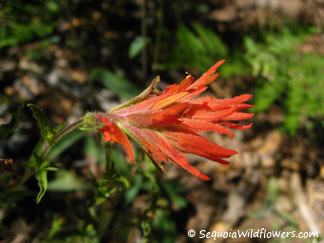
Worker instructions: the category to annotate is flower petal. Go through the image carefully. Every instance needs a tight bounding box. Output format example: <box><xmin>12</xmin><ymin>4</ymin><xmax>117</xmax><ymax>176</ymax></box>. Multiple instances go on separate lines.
<box><xmin>148</xmin><ymin>131</ymin><xmax>211</xmax><ymax>180</ymax></box>
<box><xmin>220</xmin><ymin>122</ymin><xmax>253</xmax><ymax>130</ymax></box>
<box><xmin>190</xmin><ymin>94</ymin><xmax>253</xmax><ymax>110</ymax></box>
<box><xmin>121</xmin><ymin>122</ymin><xmax>169</xmax><ymax>162</ymax></box>
<box><xmin>96</xmin><ymin>114</ymin><xmax>135</xmax><ymax>164</ymax></box>
<box><xmin>222</xmin><ymin>112</ymin><xmax>254</xmax><ymax>120</ymax></box>
<box><xmin>126</xmin><ymin>103</ymin><xmax>188</xmax><ymax>127</ymax></box>
<box><xmin>191</xmin><ymin>107</ymin><xmax>236</xmax><ymax>121</ymax></box>
<box><xmin>187</xmin><ymin>59</ymin><xmax>225</xmax><ymax>89</ymax></box>
<box><xmin>180</xmin><ymin>118</ymin><xmax>234</xmax><ymax>138</ymax></box>
<box><xmin>162</xmin><ymin>75</ymin><xmax>195</xmax><ymax>95</ymax></box>
<box><xmin>153</xmin><ymin>92</ymin><xmax>188</xmax><ymax>109</ymax></box>
<box><xmin>164</xmin><ymin>128</ymin><xmax>237</xmax><ymax>160</ymax></box>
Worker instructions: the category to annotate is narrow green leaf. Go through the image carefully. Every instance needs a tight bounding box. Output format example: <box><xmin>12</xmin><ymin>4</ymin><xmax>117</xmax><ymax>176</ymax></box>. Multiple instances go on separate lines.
<box><xmin>47</xmin><ymin>129</ymin><xmax>84</xmax><ymax>160</ymax></box>
<box><xmin>47</xmin><ymin>170</ymin><xmax>90</xmax><ymax>192</ymax></box>
<box><xmin>27</xmin><ymin>104</ymin><xmax>54</xmax><ymax>144</ymax></box>
<box><xmin>161</xmin><ymin>181</ymin><xmax>187</xmax><ymax>208</ymax></box>
<box><xmin>125</xmin><ymin>175</ymin><xmax>143</xmax><ymax>203</ymax></box>
<box><xmin>114</xmin><ymin>175</ymin><xmax>130</xmax><ymax>189</ymax></box>
<box><xmin>35</xmin><ymin>163</ymin><xmax>49</xmax><ymax>204</ymax></box>
<box><xmin>26</xmin><ymin>139</ymin><xmax>44</xmax><ymax>169</ymax></box>
<box><xmin>84</xmin><ymin>137</ymin><xmax>106</xmax><ymax>165</ymax></box>
<box><xmin>110</xmin><ymin>76</ymin><xmax>160</xmax><ymax>112</ymax></box>
<box><xmin>53</xmin><ymin>122</ymin><xmax>67</xmax><ymax>133</ymax></box>
<box><xmin>0</xmin><ymin>105</ymin><xmax>23</xmax><ymax>142</ymax></box>
<box><xmin>90</xmin><ymin>69</ymin><xmax>139</xmax><ymax>99</ymax></box>
<box><xmin>129</xmin><ymin>36</ymin><xmax>149</xmax><ymax>59</ymax></box>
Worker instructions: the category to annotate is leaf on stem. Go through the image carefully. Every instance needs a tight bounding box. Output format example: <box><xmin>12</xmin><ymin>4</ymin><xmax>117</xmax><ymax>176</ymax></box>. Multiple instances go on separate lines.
<box><xmin>27</xmin><ymin>104</ymin><xmax>55</xmax><ymax>145</ymax></box>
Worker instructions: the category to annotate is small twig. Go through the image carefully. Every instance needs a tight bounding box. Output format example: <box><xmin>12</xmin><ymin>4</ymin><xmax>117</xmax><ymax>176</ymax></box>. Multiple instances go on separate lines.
<box><xmin>0</xmin><ymin>158</ymin><xmax>13</xmax><ymax>165</ymax></box>
<box><xmin>290</xmin><ymin>172</ymin><xmax>322</xmax><ymax>234</ymax></box>
<box><xmin>0</xmin><ymin>158</ymin><xmax>19</xmax><ymax>178</ymax></box>
<box><xmin>141</xmin><ymin>0</ymin><xmax>148</xmax><ymax>80</ymax></box>
<box><xmin>152</xmin><ymin>0</ymin><xmax>163</xmax><ymax>71</ymax></box>
<box><xmin>9</xmin><ymin>119</ymin><xmax>84</xmax><ymax>191</ymax></box>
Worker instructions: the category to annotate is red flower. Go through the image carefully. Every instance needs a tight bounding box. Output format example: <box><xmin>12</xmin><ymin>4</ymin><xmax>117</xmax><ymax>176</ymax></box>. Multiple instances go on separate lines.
<box><xmin>92</xmin><ymin>60</ymin><xmax>253</xmax><ymax>180</ymax></box>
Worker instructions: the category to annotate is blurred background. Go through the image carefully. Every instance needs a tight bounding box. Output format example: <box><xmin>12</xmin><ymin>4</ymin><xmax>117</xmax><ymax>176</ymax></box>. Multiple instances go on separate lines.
<box><xmin>0</xmin><ymin>0</ymin><xmax>324</xmax><ymax>242</ymax></box>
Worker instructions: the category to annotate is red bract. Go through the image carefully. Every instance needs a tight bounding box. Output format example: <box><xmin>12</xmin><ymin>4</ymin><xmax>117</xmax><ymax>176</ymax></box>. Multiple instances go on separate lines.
<box><xmin>92</xmin><ymin>60</ymin><xmax>253</xmax><ymax>180</ymax></box>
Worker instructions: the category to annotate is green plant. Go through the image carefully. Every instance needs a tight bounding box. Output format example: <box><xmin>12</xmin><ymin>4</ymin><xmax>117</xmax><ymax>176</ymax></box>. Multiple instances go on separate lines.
<box><xmin>245</xmin><ymin>26</ymin><xmax>324</xmax><ymax>134</ymax></box>
<box><xmin>0</xmin><ymin>0</ymin><xmax>61</xmax><ymax>48</ymax></box>
<box><xmin>158</xmin><ymin>23</ymin><xmax>248</xmax><ymax>77</ymax></box>
<box><xmin>0</xmin><ymin>60</ymin><xmax>254</xmax><ymax>241</ymax></box>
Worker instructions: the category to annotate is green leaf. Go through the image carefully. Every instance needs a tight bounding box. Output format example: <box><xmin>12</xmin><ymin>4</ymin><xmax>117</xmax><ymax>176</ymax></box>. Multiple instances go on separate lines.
<box><xmin>114</xmin><ymin>175</ymin><xmax>130</xmax><ymax>189</ymax></box>
<box><xmin>47</xmin><ymin>129</ymin><xmax>85</xmax><ymax>160</ymax></box>
<box><xmin>53</xmin><ymin>122</ymin><xmax>67</xmax><ymax>133</ymax></box>
<box><xmin>110</xmin><ymin>76</ymin><xmax>160</xmax><ymax>112</ymax></box>
<box><xmin>90</xmin><ymin>69</ymin><xmax>139</xmax><ymax>99</ymax></box>
<box><xmin>152</xmin><ymin>209</ymin><xmax>177</xmax><ymax>242</ymax></box>
<box><xmin>48</xmin><ymin>170</ymin><xmax>90</xmax><ymax>192</ymax></box>
<box><xmin>161</xmin><ymin>23</ymin><xmax>230</xmax><ymax>73</ymax></box>
<box><xmin>27</xmin><ymin>104</ymin><xmax>54</xmax><ymax>145</ymax></box>
<box><xmin>35</xmin><ymin>160</ymin><xmax>55</xmax><ymax>204</ymax></box>
<box><xmin>129</xmin><ymin>36</ymin><xmax>149</xmax><ymax>59</ymax></box>
<box><xmin>24</xmin><ymin>139</ymin><xmax>50</xmax><ymax>203</ymax></box>
<box><xmin>35</xmin><ymin>164</ymin><xmax>48</xmax><ymax>204</ymax></box>
<box><xmin>47</xmin><ymin>215</ymin><xmax>64</xmax><ymax>240</ymax></box>
<box><xmin>0</xmin><ymin>105</ymin><xmax>23</xmax><ymax>142</ymax></box>
<box><xmin>26</xmin><ymin>139</ymin><xmax>44</xmax><ymax>169</ymax></box>
<box><xmin>125</xmin><ymin>175</ymin><xmax>143</xmax><ymax>203</ymax></box>
<box><xmin>110</xmin><ymin>147</ymin><xmax>130</xmax><ymax>173</ymax></box>
<box><xmin>161</xmin><ymin>180</ymin><xmax>187</xmax><ymax>208</ymax></box>
<box><xmin>264</xmin><ymin>177</ymin><xmax>280</xmax><ymax>209</ymax></box>
<box><xmin>84</xmin><ymin>137</ymin><xmax>106</xmax><ymax>165</ymax></box>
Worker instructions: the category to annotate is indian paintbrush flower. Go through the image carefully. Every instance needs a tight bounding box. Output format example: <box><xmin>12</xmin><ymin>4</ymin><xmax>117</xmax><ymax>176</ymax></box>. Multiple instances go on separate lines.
<box><xmin>84</xmin><ymin>60</ymin><xmax>253</xmax><ymax>180</ymax></box>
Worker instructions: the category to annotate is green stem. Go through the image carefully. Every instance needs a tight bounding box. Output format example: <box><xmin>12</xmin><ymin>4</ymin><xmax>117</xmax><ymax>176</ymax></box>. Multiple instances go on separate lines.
<box><xmin>42</xmin><ymin>118</ymin><xmax>84</xmax><ymax>158</ymax></box>
<box><xmin>11</xmin><ymin>119</ymin><xmax>83</xmax><ymax>190</ymax></box>
<box><xmin>105</xmin><ymin>143</ymin><xmax>113</xmax><ymax>175</ymax></box>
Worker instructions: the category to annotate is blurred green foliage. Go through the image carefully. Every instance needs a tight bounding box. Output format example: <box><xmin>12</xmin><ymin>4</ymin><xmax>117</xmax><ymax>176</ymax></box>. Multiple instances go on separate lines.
<box><xmin>169</xmin><ymin>23</ymin><xmax>228</xmax><ymax>71</ymax></box>
<box><xmin>90</xmin><ymin>69</ymin><xmax>140</xmax><ymax>99</ymax></box>
<box><xmin>161</xmin><ymin>23</ymin><xmax>323</xmax><ymax>135</ymax></box>
<box><xmin>159</xmin><ymin>23</ymin><xmax>248</xmax><ymax>77</ymax></box>
<box><xmin>129</xmin><ymin>36</ymin><xmax>150</xmax><ymax>59</ymax></box>
<box><xmin>245</xmin><ymin>26</ymin><xmax>324</xmax><ymax>134</ymax></box>
<box><xmin>0</xmin><ymin>0</ymin><xmax>62</xmax><ymax>48</ymax></box>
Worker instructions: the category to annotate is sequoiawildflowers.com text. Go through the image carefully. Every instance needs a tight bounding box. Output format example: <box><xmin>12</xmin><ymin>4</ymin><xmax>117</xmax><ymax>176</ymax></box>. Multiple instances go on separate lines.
<box><xmin>186</xmin><ymin>228</ymin><xmax>320</xmax><ymax>240</ymax></box>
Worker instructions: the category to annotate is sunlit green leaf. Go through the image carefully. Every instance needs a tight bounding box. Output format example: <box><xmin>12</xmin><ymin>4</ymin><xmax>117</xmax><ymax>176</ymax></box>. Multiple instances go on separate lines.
<box><xmin>35</xmin><ymin>161</ymin><xmax>50</xmax><ymax>204</ymax></box>
<box><xmin>90</xmin><ymin>69</ymin><xmax>139</xmax><ymax>99</ymax></box>
<box><xmin>129</xmin><ymin>36</ymin><xmax>149</xmax><ymax>59</ymax></box>
<box><xmin>47</xmin><ymin>129</ymin><xmax>84</xmax><ymax>160</ymax></box>
<box><xmin>48</xmin><ymin>170</ymin><xmax>90</xmax><ymax>192</ymax></box>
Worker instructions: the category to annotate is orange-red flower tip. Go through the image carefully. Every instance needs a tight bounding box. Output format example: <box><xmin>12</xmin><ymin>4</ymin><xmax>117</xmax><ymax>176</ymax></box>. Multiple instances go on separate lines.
<box><xmin>91</xmin><ymin>60</ymin><xmax>253</xmax><ymax>180</ymax></box>
<box><xmin>95</xmin><ymin>113</ymin><xmax>135</xmax><ymax>164</ymax></box>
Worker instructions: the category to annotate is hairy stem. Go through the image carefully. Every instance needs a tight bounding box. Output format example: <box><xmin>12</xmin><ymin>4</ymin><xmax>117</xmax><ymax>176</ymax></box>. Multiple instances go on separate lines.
<box><xmin>42</xmin><ymin>118</ymin><xmax>84</xmax><ymax>158</ymax></box>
